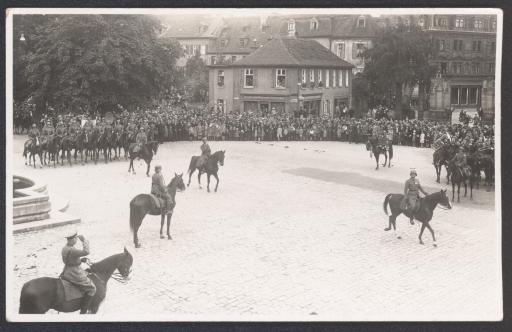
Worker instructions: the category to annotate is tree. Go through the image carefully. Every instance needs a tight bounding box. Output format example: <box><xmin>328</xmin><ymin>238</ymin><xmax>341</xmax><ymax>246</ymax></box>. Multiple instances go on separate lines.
<box><xmin>13</xmin><ymin>14</ymin><xmax>183</xmax><ymax>119</ymax></box>
<box><xmin>184</xmin><ymin>54</ymin><xmax>209</xmax><ymax>104</ymax></box>
<box><xmin>362</xmin><ymin>24</ymin><xmax>436</xmax><ymax>119</ymax></box>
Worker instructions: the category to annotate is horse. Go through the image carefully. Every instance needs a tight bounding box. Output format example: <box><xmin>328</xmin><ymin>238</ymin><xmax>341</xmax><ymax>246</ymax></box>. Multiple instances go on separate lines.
<box><xmin>23</xmin><ymin>138</ymin><xmax>43</xmax><ymax>169</ymax></box>
<box><xmin>383</xmin><ymin>190</ymin><xmax>452</xmax><ymax>246</ymax></box>
<box><xmin>46</xmin><ymin>136</ymin><xmax>62</xmax><ymax>168</ymax></box>
<box><xmin>187</xmin><ymin>150</ymin><xmax>226</xmax><ymax>192</ymax></box>
<box><xmin>18</xmin><ymin>248</ymin><xmax>133</xmax><ymax>314</ymax></box>
<box><xmin>433</xmin><ymin>144</ymin><xmax>456</xmax><ymax>184</ymax></box>
<box><xmin>129</xmin><ymin>173</ymin><xmax>186</xmax><ymax>248</ymax></box>
<box><xmin>74</xmin><ymin>131</ymin><xmax>88</xmax><ymax>165</ymax></box>
<box><xmin>96</xmin><ymin>131</ymin><xmax>111</xmax><ymax>164</ymax></box>
<box><xmin>365</xmin><ymin>137</ymin><xmax>392</xmax><ymax>170</ymax></box>
<box><xmin>60</xmin><ymin>135</ymin><xmax>75</xmax><ymax>167</ymax></box>
<box><xmin>127</xmin><ymin>141</ymin><xmax>159</xmax><ymax>176</ymax></box>
<box><xmin>86</xmin><ymin>131</ymin><xmax>99</xmax><ymax>164</ymax></box>
<box><xmin>449</xmin><ymin>164</ymin><xmax>473</xmax><ymax>202</ymax></box>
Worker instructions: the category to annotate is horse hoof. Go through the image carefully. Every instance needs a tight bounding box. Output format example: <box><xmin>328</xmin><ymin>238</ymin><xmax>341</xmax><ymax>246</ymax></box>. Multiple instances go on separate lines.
<box><xmin>135</xmin><ymin>243</ymin><xmax>141</xmax><ymax>248</ymax></box>
<box><xmin>433</xmin><ymin>243</ymin><xmax>438</xmax><ymax>247</ymax></box>
<box><xmin>397</xmin><ymin>236</ymin><xmax>402</xmax><ymax>239</ymax></box>
<box><xmin>419</xmin><ymin>242</ymin><xmax>424</xmax><ymax>245</ymax></box>
<box><xmin>160</xmin><ymin>235</ymin><xmax>164</xmax><ymax>239</ymax></box>
<box><xmin>410</xmin><ymin>221</ymin><xmax>415</xmax><ymax>225</ymax></box>
<box><xmin>167</xmin><ymin>236</ymin><xmax>172</xmax><ymax>240</ymax></box>
<box><xmin>384</xmin><ymin>227</ymin><xmax>391</xmax><ymax>231</ymax></box>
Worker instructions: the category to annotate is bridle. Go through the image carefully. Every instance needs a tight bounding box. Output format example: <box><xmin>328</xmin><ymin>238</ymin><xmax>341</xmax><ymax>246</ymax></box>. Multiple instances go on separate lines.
<box><xmin>83</xmin><ymin>258</ymin><xmax>132</xmax><ymax>284</ymax></box>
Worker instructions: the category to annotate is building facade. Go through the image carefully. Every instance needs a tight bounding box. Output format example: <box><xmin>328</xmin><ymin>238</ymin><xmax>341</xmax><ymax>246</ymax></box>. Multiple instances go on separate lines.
<box><xmin>209</xmin><ymin>37</ymin><xmax>354</xmax><ymax>117</ymax></box>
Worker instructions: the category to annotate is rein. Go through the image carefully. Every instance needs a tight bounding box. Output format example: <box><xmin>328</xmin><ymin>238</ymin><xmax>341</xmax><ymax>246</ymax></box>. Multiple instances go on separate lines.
<box><xmin>84</xmin><ymin>257</ymin><xmax>132</xmax><ymax>284</ymax></box>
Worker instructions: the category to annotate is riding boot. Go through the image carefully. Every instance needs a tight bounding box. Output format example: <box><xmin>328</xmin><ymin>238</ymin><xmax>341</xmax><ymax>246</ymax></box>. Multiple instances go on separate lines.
<box><xmin>80</xmin><ymin>294</ymin><xmax>94</xmax><ymax>314</ymax></box>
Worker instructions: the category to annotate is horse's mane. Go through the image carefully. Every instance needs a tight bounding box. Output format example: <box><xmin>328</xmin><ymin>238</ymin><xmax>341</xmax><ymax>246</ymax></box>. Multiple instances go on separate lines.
<box><xmin>167</xmin><ymin>175</ymin><xmax>180</xmax><ymax>188</ymax></box>
<box><xmin>90</xmin><ymin>253</ymin><xmax>125</xmax><ymax>273</ymax></box>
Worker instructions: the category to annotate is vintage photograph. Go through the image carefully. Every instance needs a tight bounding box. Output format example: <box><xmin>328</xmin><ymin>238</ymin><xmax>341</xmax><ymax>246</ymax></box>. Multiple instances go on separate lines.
<box><xmin>6</xmin><ymin>8</ymin><xmax>502</xmax><ymax>321</ymax></box>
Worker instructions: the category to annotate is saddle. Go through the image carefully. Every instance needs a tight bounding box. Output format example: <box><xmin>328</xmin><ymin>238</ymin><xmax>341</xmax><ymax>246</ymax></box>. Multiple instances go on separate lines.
<box><xmin>400</xmin><ymin>196</ymin><xmax>422</xmax><ymax>215</ymax></box>
<box><xmin>58</xmin><ymin>278</ymin><xmax>87</xmax><ymax>302</ymax></box>
<box><xmin>149</xmin><ymin>194</ymin><xmax>171</xmax><ymax>214</ymax></box>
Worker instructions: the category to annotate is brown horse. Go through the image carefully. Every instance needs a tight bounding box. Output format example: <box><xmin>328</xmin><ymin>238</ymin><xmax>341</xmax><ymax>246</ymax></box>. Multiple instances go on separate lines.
<box><xmin>366</xmin><ymin>137</ymin><xmax>392</xmax><ymax>170</ymax></box>
<box><xmin>187</xmin><ymin>150</ymin><xmax>225</xmax><ymax>192</ymax></box>
<box><xmin>19</xmin><ymin>248</ymin><xmax>133</xmax><ymax>314</ymax></box>
<box><xmin>383</xmin><ymin>190</ymin><xmax>451</xmax><ymax>246</ymax></box>
<box><xmin>129</xmin><ymin>173</ymin><xmax>186</xmax><ymax>248</ymax></box>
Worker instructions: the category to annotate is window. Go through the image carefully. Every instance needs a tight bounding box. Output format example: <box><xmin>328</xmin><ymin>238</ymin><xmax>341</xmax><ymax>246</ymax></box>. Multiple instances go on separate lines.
<box><xmin>453</xmin><ymin>40</ymin><xmax>463</xmax><ymax>51</ymax></box>
<box><xmin>239</xmin><ymin>38</ymin><xmax>248</xmax><ymax>48</ymax></box>
<box><xmin>485</xmin><ymin>63</ymin><xmax>495</xmax><ymax>73</ymax></box>
<box><xmin>451</xmin><ymin>87</ymin><xmax>459</xmax><ymax>104</ymax></box>
<box><xmin>441</xmin><ymin>62</ymin><xmax>447</xmax><ymax>74</ymax></box>
<box><xmin>472</xmin><ymin>40</ymin><xmax>481</xmax><ymax>52</ymax></box>
<box><xmin>220</xmin><ymin>39</ymin><xmax>228</xmax><ymax>47</ymax></box>
<box><xmin>345</xmin><ymin>70</ymin><xmax>349</xmax><ymax>87</ymax></box>
<box><xmin>310</xmin><ymin>19</ymin><xmax>318</xmax><ymax>30</ymax></box>
<box><xmin>418</xmin><ymin>18</ymin><xmax>425</xmax><ymax>27</ymax></box>
<box><xmin>354</xmin><ymin>43</ymin><xmax>365</xmax><ymax>58</ymax></box>
<box><xmin>455</xmin><ymin>18</ymin><xmax>465</xmax><ymax>28</ymax></box>
<box><xmin>338</xmin><ymin>69</ymin><xmax>343</xmax><ymax>87</ymax></box>
<box><xmin>309</xmin><ymin>69</ymin><xmax>315</xmax><ymax>83</ymax></box>
<box><xmin>276</xmin><ymin>68</ymin><xmax>286</xmax><ymax>88</ymax></box>
<box><xmin>217</xmin><ymin>99</ymin><xmax>224</xmax><ymax>113</ymax></box>
<box><xmin>211</xmin><ymin>56</ymin><xmax>216</xmax><ymax>65</ymax></box>
<box><xmin>301</xmin><ymin>69</ymin><xmax>307</xmax><ymax>84</ymax></box>
<box><xmin>473</xmin><ymin>63</ymin><xmax>481</xmax><ymax>74</ymax></box>
<box><xmin>244</xmin><ymin>68</ymin><xmax>254</xmax><ymax>88</ymax></box>
<box><xmin>332</xmin><ymin>70</ymin><xmax>337</xmax><ymax>87</ymax></box>
<box><xmin>325</xmin><ymin>70</ymin><xmax>330</xmax><ymax>88</ymax></box>
<box><xmin>336</xmin><ymin>42</ymin><xmax>345</xmax><ymax>59</ymax></box>
<box><xmin>460</xmin><ymin>87</ymin><xmax>468</xmax><ymax>104</ymax></box>
<box><xmin>469</xmin><ymin>87</ymin><xmax>478</xmax><ymax>104</ymax></box>
<box><xmin>318</xmin><ymin>69</ymin><xmax>322</xmax><ymax>84</ymax></box>
<box><xmin>491</xmin><ymin>19</ymin><xmax>496</xmax><ymax>31</ymax></box>
<box><xmin>217</xmin><ymin>70</ymin><xmax>224</xmax><ymax>86</ymax></box>
<box><xmin>439</xmin><ymin>40</ymin><xmax>445</xmax><ymax>51</ymax></box>
<box><xmin>231</xmin><ymin>56</ymin><xmax>237</xmax><ymax>62</ymax></box>
<box><xmin>357</xmin><ymin>16</ymin><xmax>365</xmax><ymax>28</ymax></box>
<box><xmin>287</xmin><ymin>20</ymin><xmax>295</xmax><ymax>32</ymax></box>
<box><xmin>440</xmin><ymin>18</ymin><xmax>448</xmax><ymax>27</ymax></box>
<box><xmin>474</xmin><ymin>19</ymin><xmax>483</xmax><ymax>29</ymax></box>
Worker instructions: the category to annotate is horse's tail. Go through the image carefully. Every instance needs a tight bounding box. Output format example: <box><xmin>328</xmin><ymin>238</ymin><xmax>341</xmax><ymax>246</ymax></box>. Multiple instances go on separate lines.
<box><xmin>19</xmin><ymin>281</ymin><xmax>37</xmax><ymax>314</ymax></box>
<box><xmin>383</xmin><ymin>194</ymin><xmax>393</xmax><ymax>215</ymax></box>
<box><xmin>187</xmin><ymin>157</ymin><xmax>196</xmax><ymax>174</ymax></box>
<box><xmin>129</xmin><ymin>199</ymin><xmax>140</xmax><ymax>234</ymax></box>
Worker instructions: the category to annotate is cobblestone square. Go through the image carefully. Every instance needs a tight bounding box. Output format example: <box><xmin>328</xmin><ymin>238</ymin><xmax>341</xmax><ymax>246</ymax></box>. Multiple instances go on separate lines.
<box><xmin>8</xmin><ymin>137</ymin><xmax>501</xmax><ymax>321</ymax></box>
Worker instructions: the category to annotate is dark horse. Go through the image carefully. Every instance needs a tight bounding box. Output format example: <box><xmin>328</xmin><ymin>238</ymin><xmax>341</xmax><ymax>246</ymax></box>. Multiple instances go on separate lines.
<box><xmin>433</xmin><ymin>144</ymin><xmax>456</xmax><ymax>184</ymax></box>
<box><xmin>128</xmin><ymin>141</ymin><xmax>159</xmax><ymax>176</ymax></box>
<box><xmin>383</xmin><ymin>190</ymin><xmax>451</xmax><ymax>246</ymax></box>
<box><xmin>23</xmin><ymin>138</ymin><xmax>43</xmax><ymax>169</ymax></box>
<box><xmin>449</xmin><ymin>165</ymin><xmax>474</xmax><ymax>202</ymax></box>
<box><xmin>129</xmin><ymin>173</ymin><xmax>186</xmax><ymax>248</ymax></box>
<box><xmin>365</xmin><ymin>137</ymin><xmax>392</xmax><ymax>170</ymax></box>
<box><xmin>19</xmin><ymin>248</ymin><xmax>133</xmax><ymax>314</ymax></box>
<box><xmin>187</xmin><ymin>150</ymin><xmax>226</xmax><ymax>192</ymax></box>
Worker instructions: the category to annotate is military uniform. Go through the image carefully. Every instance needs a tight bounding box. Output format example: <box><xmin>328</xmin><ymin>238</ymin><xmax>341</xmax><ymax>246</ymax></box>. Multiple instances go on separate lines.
<box><xmin>151</xmin><ymin>172</ymin><xmax>172</xmax><ymax>210</ymax></box>
<box><xmin>134</xmin><ymin>130</ymin><xmax>147</xmax><ymax>154</ymax></box>
<box><xmin>61</xmin><ymin>239</ymin><xmax>96</xmax><ymax>294</ymax></box>
<box><xmin>197</xmin><ymin>141</ymin><xmax>211</xmax><ymax>169</ymax></box>
<box><xmin>403</xmin><ymin>177</ymin><xmax>426</xmax><ymax>212</ymax></box>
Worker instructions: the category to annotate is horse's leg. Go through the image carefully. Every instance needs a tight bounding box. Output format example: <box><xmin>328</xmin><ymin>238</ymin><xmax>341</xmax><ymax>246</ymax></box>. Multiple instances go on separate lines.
<box><xmin>463</xmin><ymin>180</ymin><xmax>468</xmax><ymax>197</ymax></box>
<box><xmin>382</xmin><ymin>151</ymin><xmax>387</xmax><ymax>167</ymax></box>
<box><xmin>452</xmin><ymin>182</ymin><xmax>455</xmax><ymax>202</ymax></box>
<box><xmin>146</xmin><ymin>159</ymin><xmax>150</xmax><ymax>177</ymax></box>
<box><xmin>425</xmin><ymin>222</ymin><xmax>437</xmax><ymax>247</ymax></box>
<box><xmin>187</xmin><ymin>168</ymin><xmax>194</xmax><ymax>187</ymax></box>
<box><xmin>166</xmin><ymin>212</ymin><xmax>173</xmax><ymax>240</ymax></box>
<box><xmin>198</xmin><ymin>171</ymin><xmax>202</xmax><ymax>189</ymax></box>
<box><xmin>160</xmin><ymin>213</ymin><xmax>165</xmax><ymax>239</ymax></box>
<box><xmin>457</xmin><ymin>183</ymin><xmax>460</xmax><ymax>202</ymax></box>
<box><xmin>207</xmin><ymin>173</ymin><xmax>211</xmax><ymax>193</ymax></box>
<box><xmin>214</xmin><ymin>172</ymin><xmax>219</xmax><ymax>192</ymax></box>
<box><xmin>418</xmin><ymin>223</ymin><xmax>426</xmax><ymax>245</ymax></box>
<box><xmin>374</xmin><ymin>153</ymin><xmax>379</xmax><ymax>170</ymax></box>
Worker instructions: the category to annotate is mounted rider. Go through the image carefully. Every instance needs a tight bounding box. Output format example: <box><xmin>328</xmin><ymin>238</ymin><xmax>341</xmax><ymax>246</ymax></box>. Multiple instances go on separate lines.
<box><xmin>134</xmin><ymin>127</ymin><xmax>148</xmax><ymax>154</ymax></box>
<box><xmin>451</xmin><ymin>146</ymin><xmax>470</xmax><ymax>177</ymax></box>
<box><xmin>60</xmin><ymin>231</ymin><xmax>96</xmax><ymax>314</ymax></box>
<box><xmin>28</xmin><ymin>123</ymin><xmax>41</xmax><ymax>146</ymax></box>
<box><xmin>151</xmin><ymin>165</ymin><xmax>173</xmax><ymax>212</ymax></box>
<box><xmin>197</xmin><ymin>137</ymin><xmax>211</xmax><ymax>170</ymax></box>
<box><xmin>401</xmin><ymin>169</ymin><xmax>429</xmax><ymax>219</ymax></box>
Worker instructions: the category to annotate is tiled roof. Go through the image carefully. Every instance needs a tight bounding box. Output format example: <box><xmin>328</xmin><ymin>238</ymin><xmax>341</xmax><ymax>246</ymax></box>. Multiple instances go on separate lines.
<box><xmin>231</xmin><ymin>37</ymin><xmax>354</xmax><ymax>68</ymax></box>
<box><xmin>331</xmin><ymin>15</ymin><xmax>379</xmax><ymax>38</ymax></box>
<box><xmin>208</xmin><ymin>17</ymin><xmax>274</xmax><ymax>54</ymax></box>
<box><xmin>159</xmin><ymin>15</ymin><xmax>223</xmax><ymax>39</ymax></box>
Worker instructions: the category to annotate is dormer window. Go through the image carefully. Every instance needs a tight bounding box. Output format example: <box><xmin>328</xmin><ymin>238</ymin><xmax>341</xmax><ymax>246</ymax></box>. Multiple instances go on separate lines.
<box><xmin>310</xmin><ymin>18</ymin><xmax>318</xmax><ymax>30</ymax></box>
<box><xmin>288</xmin><ymin>19</ymin><xmax>295</xmax><ymax>32</ymax></box>
<box><xmin>220</xmin><ymin>39</ymin><xmax>228</xmax><ymax>47</ymax></box>
<box><xmin>357</xmin><ymin>16</ymin><xmax>365</xmax><ymax>28</ymax></box>
<box><xmin>239</xmin><ymin>38</ymin><xmax>248</xmax><ymax>48</ymax></box>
